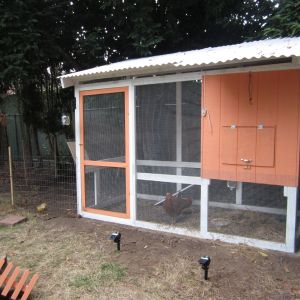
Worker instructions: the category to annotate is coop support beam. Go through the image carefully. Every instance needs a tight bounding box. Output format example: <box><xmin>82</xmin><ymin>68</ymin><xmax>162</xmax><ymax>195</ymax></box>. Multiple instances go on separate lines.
<box><xmin>74</xmin><ymin>86</ymin><xmax>82</xmax><ymax>215</ymax></box>
<box><xmin>137</xmin><ymin>173</ymin><xmax>204</xmax><ymax>185</ymax></box>
<box><xmin>136</xmin><ymin>160</ymin><xmax>201</xmax><ymax>168</ymax></box>
<box><xmin>235</xmin><ymin>182</ymin><xmax>243</xmax><ymax>205</ymax></box>
<box><xmin>200</xmin><ymin>179</ymin><xmax>210</xmax><ymax>235</ymax></box>
<box><xmin>284</xmin><ymin>186</ymin><xmax>297</xmax><ymax>252</ymax></box>
<box><xmin>129</xmin><ymin>82</ymin><xmax>137</xmax><ymax>225</ymax></box>
<box><xmin>134</xmin><ymin>220</ymin><xmax>288</xmax><ymax>252</ymax></box>
<box><xmin>176</xmin><ymin>82</ymin><xmax>182</xmax><ymax>192</ymax></box>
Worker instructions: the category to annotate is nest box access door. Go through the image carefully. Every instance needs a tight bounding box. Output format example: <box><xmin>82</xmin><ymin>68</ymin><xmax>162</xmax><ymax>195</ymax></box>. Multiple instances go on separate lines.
<box><xmin>201</xmin><ymin>70</ymin><xmax>300</xmax><ymax>186</ymax></box>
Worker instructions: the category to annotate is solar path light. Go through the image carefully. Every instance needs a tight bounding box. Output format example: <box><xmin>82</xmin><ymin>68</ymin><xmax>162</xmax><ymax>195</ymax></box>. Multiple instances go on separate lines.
<box><xmin>198</xmin><ymin>256</ymin><xmax>211</xmax><ymax>280</ymax></box>
<box><xmin>109</xmin><ymin>232</ymin><xmax>121</xmax><ymax>251</ymax></box>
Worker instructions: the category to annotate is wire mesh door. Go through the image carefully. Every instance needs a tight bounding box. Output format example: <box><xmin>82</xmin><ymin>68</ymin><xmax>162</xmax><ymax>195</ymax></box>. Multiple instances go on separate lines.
<box><xmin>80</xmin><ymin>87</ymin><xmax>130</xmax><ymax>218</ymax></box>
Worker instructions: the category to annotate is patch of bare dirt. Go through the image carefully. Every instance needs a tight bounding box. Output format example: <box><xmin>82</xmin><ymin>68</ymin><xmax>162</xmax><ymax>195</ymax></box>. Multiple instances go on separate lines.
<box><xmin>49</xmin><ymin>216</ymin><xmax>300</xmax><ymax>299</ymax></box>
<box><xmin>0</xmin><ymin>203</ymin><xmax>300</xmax><ymax>299</ymax></box>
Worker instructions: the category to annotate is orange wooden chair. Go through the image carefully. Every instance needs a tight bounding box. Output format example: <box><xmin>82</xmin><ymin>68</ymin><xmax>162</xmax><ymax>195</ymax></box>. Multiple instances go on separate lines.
<box><xmin>0</xmin><ymin>257</ymin><xmax>39</xmax><ymax>300</ymax></box>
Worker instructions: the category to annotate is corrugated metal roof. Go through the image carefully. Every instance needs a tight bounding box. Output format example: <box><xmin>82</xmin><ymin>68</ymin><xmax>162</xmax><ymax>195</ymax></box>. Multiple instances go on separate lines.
<box><xmin>60</xmin><ymin>37</ymin><xmax>300</xmax><ymax>87</ymax></box>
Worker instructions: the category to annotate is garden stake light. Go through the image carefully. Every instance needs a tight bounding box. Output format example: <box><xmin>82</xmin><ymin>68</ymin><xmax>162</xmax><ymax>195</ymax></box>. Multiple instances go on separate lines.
<box><xmin>110</xmin><ymin>232</ymin><xmax>121</xmax><ymax>251</ymax></box>
<box><xmin>198</xmin><ymin>256</ymin><xmax>211</xmax><ymax>280</ymax></box>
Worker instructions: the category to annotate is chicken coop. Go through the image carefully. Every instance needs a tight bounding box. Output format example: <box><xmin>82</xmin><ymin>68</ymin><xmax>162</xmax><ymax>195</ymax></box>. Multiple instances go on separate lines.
<box><xmin>60</xmin><ymin>37</ymin><xmax>300</xmax><ymax>252</ymax></box>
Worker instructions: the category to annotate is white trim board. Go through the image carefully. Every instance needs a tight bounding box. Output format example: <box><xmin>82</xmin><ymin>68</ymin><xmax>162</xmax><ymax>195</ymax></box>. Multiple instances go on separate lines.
<box><xmin>80</xmin><ymin>211</ymin><xmax>132</xmax><ymax>226</ymax></box>
<box><xmin>75</xmin><ymin>63</ymin><xmax>300</xmax><ymax>92</ymax></box>
<box><xmin>137</xmin><ymin>172</ymin><xmax>204</xmax><ymax>185</ymax></box>
<box><xmin>77</xmin><ymin>212</ymin><xmax>292</xmax><ymax>252</ymax></box>
<box><xmin>137</xmin><ymin>193</ymin><xmax>201</xmax><ymax>206</ymax></box>
<box><xmin>76</xmin><ymin>72</ymin><xmax>202</xmax><ymax>92</ymax></box>
<box><xmin>129</xmin><ymin>82</ymin><xmax>137</xmax><ymax>225</ymax></box>
<box><xmin>137</xmin><ymin>160</ymin><xmax>201</xmax><ymax>168</ymax></box>
<box><xmin>134</xmin><ymin>220</ymin><xmax>290</xmax><ymax>252</ymax></box>
<box><xmin>74</xmin><ymin>86</ymin><xmax>82</xmax><ymax>215</ymax></box>
<box><xmin>133</xmin><ymin>72</ymin><xmax>202</xmax><ymax>86</ymax></box>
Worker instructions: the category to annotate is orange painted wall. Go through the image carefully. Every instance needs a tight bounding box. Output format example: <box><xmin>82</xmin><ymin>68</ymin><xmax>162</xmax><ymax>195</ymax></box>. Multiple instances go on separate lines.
<box><xmin>201</xmin><ymin>70</ymin><xmax>300</xmax><ymax>187</ymax></box>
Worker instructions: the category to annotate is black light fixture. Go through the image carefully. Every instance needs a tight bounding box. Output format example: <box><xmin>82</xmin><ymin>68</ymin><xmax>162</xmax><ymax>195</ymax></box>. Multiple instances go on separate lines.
<box><xmin>198</xmin><ymin>256</ymin><xmax>211</xmax><ymax>280</ymax></box>
<box><xmin>109</xmin><ymin>232</ymin><xmax>121</xmax><ymax>251</ymax></box>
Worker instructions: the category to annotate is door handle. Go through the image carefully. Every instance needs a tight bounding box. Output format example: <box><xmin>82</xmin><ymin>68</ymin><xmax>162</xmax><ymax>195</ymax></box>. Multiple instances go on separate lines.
<box><xmin>240</xmin><ymin>158</ymin><xmax>252</xmax><ymax>164</ymax></box>
<box><xmin>241</xmin><ymin>158</ymin><xmax>252</xmax><ymax>169</ymax></box>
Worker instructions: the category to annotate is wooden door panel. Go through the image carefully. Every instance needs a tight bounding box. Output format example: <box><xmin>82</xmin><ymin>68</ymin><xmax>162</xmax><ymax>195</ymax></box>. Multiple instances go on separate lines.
<box><xmin>237</xmin><ymin>128</ymin><xmax>256</xmax><ymax>165</ymax></box>
<box><xmin>257</xmin><ymin>72</ymin><xmax>278</xmax><ymax>126</ymax></box>
<box><xmin>238</xmin><ymin>73</ymin><xmax>258</xmax><ymax>126</ymax></box>
<box><xmin>237</xmin><ymin>127</ymin><xmax>256</xmax><ymax>182</ymax></box>
<box><xmin>201</xmin><ymin>75</ymin><xmax>221</xmax><ymax>179</ymax></box>
<box><xmin>276</xmin><ymin>70</ymin><xmax>300</xmax><ymax>186</ymax></box>
<box><xmin>220</xmin><ymin>126</ymin><xmax>237</xmax><ymax>164</ymax></box>
<box><xmin>256</xmin><ymin>127</ymin><xmax>275</xmax><ymax>167</ymax></box>
<box><xmin>220</xmin><ymin>74</ymin><xmax>239</xmax><ymax>126</ymax></box>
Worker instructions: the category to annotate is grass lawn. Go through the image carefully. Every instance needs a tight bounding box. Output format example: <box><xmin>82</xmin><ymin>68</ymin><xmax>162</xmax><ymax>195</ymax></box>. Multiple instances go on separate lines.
<box><xmin>0</xmin><ymin>195</ymin><xmax>300</xmax><ymax>299</ymax></box>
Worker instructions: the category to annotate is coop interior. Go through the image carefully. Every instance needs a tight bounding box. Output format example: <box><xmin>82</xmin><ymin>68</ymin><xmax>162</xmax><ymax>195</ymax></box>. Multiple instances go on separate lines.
<box><xmin>208</xmin><ymin>180</ymin><xmax>287</xmax><ymax>242</ymax></box>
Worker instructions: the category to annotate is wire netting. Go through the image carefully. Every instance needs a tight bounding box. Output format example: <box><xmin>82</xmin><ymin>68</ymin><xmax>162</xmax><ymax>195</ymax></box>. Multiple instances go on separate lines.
<box><xmin>135</xmin><ymin>81</ymin><xmax>202</xmax><ymax>229</ymax></box>
<box><xmin>0</xmin><ymin>155</ymin><xmax>77</xmax><ymax>216</ymax></box>
<box><xmin>85</xmin><ymin>166</ymin><xmax>126</xmax><ymax>213</ymax></box>
<box><xmin>0</xmin><ymin>155</ymin><xmax>9</xmax><ymax>194</ymax></box>
<box><xmin>83</xmin><ymin>93</ymin><xmax>125</xmax><ymax>162</ymax></box>
<box><xmin>137</xmin><ymin>180</ymin><xmax>201</xmax><ymax>230</ymax></box>
<box><xmin>208</xmin><ymin>180</ymin><xmax>287</xmax><ymax>242</ymax></box>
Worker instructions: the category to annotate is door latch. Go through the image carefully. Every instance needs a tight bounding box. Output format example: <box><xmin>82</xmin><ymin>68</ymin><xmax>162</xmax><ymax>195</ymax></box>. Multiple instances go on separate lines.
<box><xmin>241</xmin><ymin>158</ymin><xmax>252</xmax><ymax>169</ymax></box>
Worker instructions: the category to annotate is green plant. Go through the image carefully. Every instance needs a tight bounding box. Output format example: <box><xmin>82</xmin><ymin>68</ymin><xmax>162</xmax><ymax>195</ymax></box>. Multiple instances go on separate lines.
<box><xmin>98</xmin><ymin>262</ymin><xmax>126</xmax><ymax>282</ymax></box>
<box><xmin>69</xmin><ymin>275</ymin><xmax>93</xmax><ymax>288</ymax></box>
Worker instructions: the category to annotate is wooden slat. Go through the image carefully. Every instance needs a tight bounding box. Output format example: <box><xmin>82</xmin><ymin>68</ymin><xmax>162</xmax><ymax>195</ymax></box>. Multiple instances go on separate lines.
<box><xmin>20</xmin><ymin>273</ymin><xmax>39</xmax><ymax>300</ymax></box>
<box><xmin>220</xmin><ymin>127</ymin><xmax>237</xmax><ymax>165</ymax></box>
<box><xmin>0</xmin><ymin>262</ymin><xmax>13</xmax><ymax>286</ymax></box>
<box><xmin>11</xmin><ymin>270</ymin><xmax>30</xmax><ymax>300</ymax></box>
<box><xmin>1</xmin><ymin>267</ymin><xmax>20</xmax><ymax>296</ymax></box>
<box><xmin>0</xmin><ymin>258</ymin><xmax>6</xmax><ymax>270</ymax></box>
<box><xmin>201</xmin><ymin>75</ymin><xmax>221</xmax><ymax>179</ymax></box>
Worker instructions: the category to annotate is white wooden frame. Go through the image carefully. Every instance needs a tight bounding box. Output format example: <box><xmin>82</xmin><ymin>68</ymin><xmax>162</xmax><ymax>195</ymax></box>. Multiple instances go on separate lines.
<box><xmin>137</xmin><ymin>160</ymin><xmax>201</xmax><ymax>168</ymax></box>
<box><xmin>74</xmin><ymin>86</ymin><xmax>82</xmax><ymax>215</ymax></box>
<box><xmin>74</xmin><ymin>71</ymin><xmax>299</xmax><ymax>253</ymax></box>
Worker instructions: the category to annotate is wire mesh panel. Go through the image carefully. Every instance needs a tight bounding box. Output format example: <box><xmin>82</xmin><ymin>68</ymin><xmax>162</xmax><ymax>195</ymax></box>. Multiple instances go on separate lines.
<box><xmin>135</xmin><ymin>80</ymin><xmax>201</xmax><ymax>230</ymax></box>
<box><xmin>136</xmin><ymin>82</ymin><xmax>176</xmax><ymax>161</ymax></box>
<box><xmin>182</xmin><ymin>81</ymin><xmax>202</xmax><ymax>162</ymax></box>
<box><xmin>83</xmin><ymin>93</ymin><xmax>125</xmax><ymax>162</ymax></box>
<box><xmin>0</xmin><ymin>158</ymin><xmax>9</xmax><ymax>194</ymax></box>
<box><xmin>208</xmin><ymin>180</ymin><xmax>287</xmax><ymax>242</ymax></box>
<box><xmin>85</xmin><ymin>166</ymin><xmax>126</xmax><ymax>213</ymax></box>
<box><xmin>81</xmin><ymin>87</ymin><xmax>129</xmax><ymax>217</ymax></box>
<box><xmin>0</xmin><ymin>156</ymin><xmax>76</xmax><ymax>215</ymax></box>
<box><xmin>137</xmin><ymin>180</ymin><xmax>201</xmax><ymax>230</ymax></box>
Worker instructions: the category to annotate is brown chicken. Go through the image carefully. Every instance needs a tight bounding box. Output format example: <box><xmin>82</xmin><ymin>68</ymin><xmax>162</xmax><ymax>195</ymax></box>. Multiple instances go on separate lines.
<box><xmin>163</xmin><ymin>192</ymin><xmax>192</xmax><ymax>223</ymax></box>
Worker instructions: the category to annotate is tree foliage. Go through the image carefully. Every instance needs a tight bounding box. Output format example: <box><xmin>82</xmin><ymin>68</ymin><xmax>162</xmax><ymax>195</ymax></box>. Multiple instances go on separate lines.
<box><xmin>263</xmin><ymin>0</ymin><xmax>300</xmax><ymax>38</ymax></box>
<box><xmin>1</xmin><ymin>0</ymin><xmax>296</xmax><ymax>157</ymax></box>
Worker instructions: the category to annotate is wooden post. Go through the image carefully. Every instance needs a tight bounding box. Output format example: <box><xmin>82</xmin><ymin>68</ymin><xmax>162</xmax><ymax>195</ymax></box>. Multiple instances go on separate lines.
<box><xmin>201</xmin><ymin>179</ymin><xmax>210</xmax><ymax>235</ymax></box>
<box><xmin>284</xmin><ymin>186</ymin><xmax>297</xmax><ymax>252</ymax></box>
<box><xmin>176</xmin><ymin>82</ymin><xmax>182</xmax><ymax>192</ymax></box>
<box><xmin>8</xmin><ymin>146</ymin><xmax>14</xmax><ymax>206</ymax></box>
<box><xmin>235</xmin><ymin>182</ymin><xmax>243</xmax><ymax>205</ymax></box>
